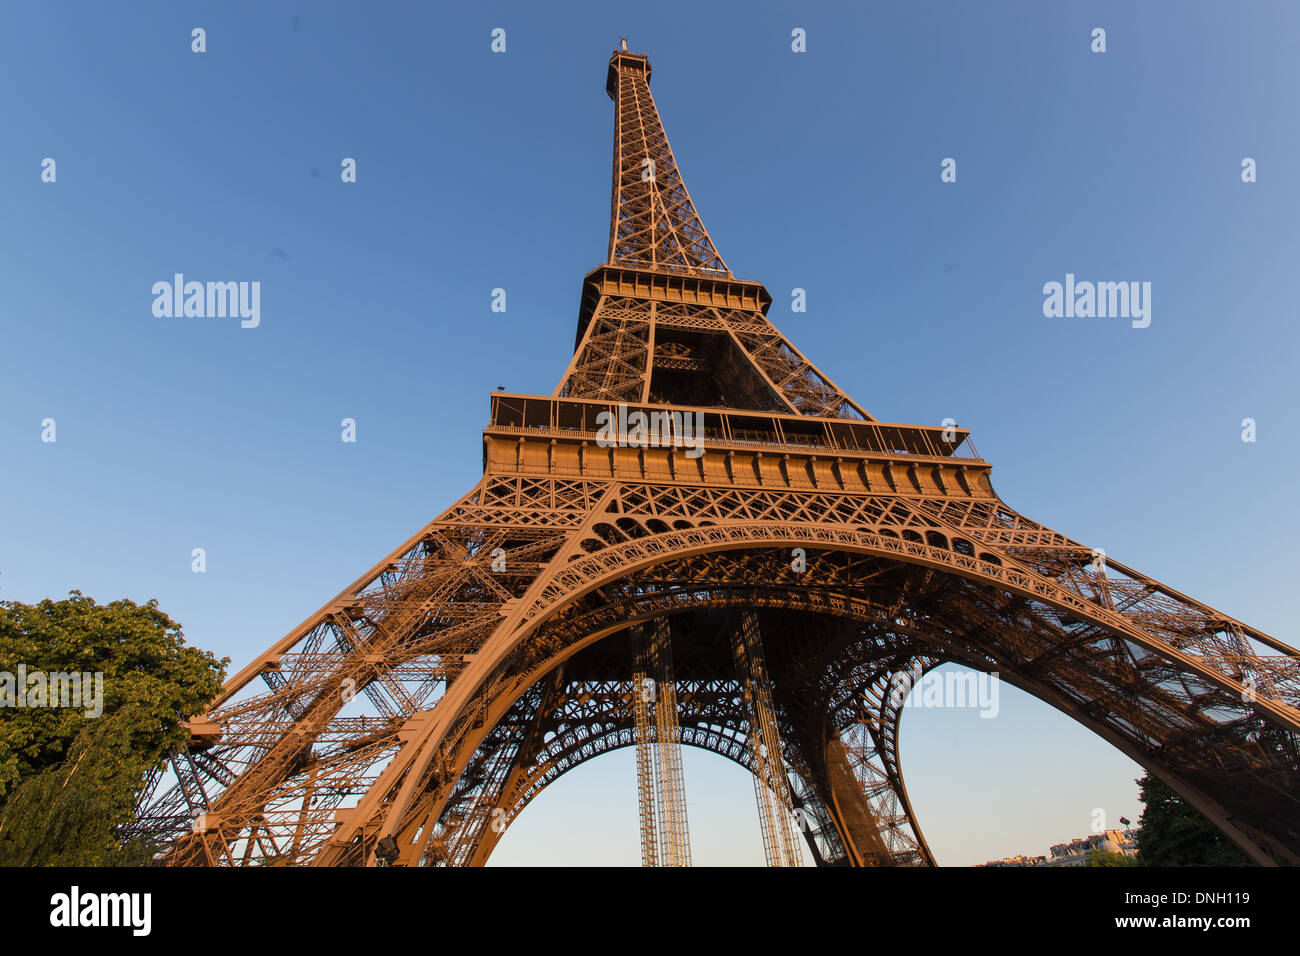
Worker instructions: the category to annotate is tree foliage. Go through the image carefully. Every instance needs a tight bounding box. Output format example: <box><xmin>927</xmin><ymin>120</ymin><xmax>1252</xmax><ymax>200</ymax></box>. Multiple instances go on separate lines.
<box><xmin>1134</xmin><ymin>773</ymin><xmax>1253</xmax><ymax>867</ymax></box>
<box><xmin>1086</xmin><ymin>848</ymin><xmax>1140</xmax><ymax>867</ymax></box>
<box><xmin>0</xmin><ymin>592</ymin><xmax>225</xmax><ymax>865</ymax></box>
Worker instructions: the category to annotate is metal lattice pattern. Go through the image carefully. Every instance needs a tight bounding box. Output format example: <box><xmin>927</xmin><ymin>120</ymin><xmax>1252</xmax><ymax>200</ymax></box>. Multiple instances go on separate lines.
<box><xmin>557</xmin><ymin>296</ymin><xmax>868</xmax><ymax>419</ymax></box>
<box><xmin>630</xmin><ymin>655</ymin><xmax>659</xmax><ymax>866</ymax></box>
<box><xmin>138</xmin><ymin>471</ymin><xmax>1300</xmax><ymax>867</ymax></box>
<box><xmin>643</xmin><ymin>618</ymin><xmax>691</xmax><ymax>865</ymax></box>
<box><xmin>732</xmin><ymin>611</ymin><xmax>801</xmax><ymax>866</ymax></box>
<box><xmin>606</xmin><ymin>50</ymin><xmax>728</xmax><ymax>277</ymax></box>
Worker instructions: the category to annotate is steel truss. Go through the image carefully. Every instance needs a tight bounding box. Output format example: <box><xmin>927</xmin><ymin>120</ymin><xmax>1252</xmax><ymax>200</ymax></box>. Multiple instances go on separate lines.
<box><xmin>731</xmin><ymin>611</ymin><xmax>801</xmax><ymax>866</ymax></box>
<box><xmin>638</xmin><ymin>618</ymin><xmax>691</xmax><ymax>865</ymax></box>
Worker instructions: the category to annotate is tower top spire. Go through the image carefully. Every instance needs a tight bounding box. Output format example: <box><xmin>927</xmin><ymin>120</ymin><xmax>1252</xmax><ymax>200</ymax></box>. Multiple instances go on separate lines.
<box><xmin>604</xmin><ymin>46</ymin><xmax>728</xmax><ymax>277</ymax></box>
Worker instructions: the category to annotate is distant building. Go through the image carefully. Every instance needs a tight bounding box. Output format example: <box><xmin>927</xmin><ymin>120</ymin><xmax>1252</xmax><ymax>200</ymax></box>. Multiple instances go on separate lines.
<box><xmin>976</xmin><ymin>827</ymin><xmax>1138</xmax><ymax>867</ymax></box>
<box><xmin>975</xmin><ymin>853</ymin><xmax>1047</xmax><ymax>868</ymax></box>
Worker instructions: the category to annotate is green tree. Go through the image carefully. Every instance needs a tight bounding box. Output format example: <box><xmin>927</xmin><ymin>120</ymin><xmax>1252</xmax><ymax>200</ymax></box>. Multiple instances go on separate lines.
<box><xmin>1086</xmin><ymin>848</ymin><xmax>1140</xmax><ymax>867</ymax></box>
<box><xmin>0</xmin><ymin>592</ymin><xmax>225</xmax><ymax>865</ymax></box>
<box><xmin>1134</xmin><ymin>773</ymin><xmax>1253</xmax><ymax>867</ymax></box>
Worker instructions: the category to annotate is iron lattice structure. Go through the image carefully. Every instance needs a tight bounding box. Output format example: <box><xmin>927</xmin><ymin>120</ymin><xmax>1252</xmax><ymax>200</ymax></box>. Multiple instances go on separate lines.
<box><xmin>138</xmin><ymin>44</ymin><xmax>1300</xmax><ymax>868</ymax></box>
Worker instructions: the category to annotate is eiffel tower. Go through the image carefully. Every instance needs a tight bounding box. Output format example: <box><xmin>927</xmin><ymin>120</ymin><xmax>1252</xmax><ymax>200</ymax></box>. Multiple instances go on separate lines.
<box><xmin>141</xmin><ymin>41</ymin><xmax>1300</xmax><ymax>867</ymax></box>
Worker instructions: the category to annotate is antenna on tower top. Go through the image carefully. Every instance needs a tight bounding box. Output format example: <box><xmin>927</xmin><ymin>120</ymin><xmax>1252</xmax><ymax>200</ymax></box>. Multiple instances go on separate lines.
<box><xmin>620</xmin><ymin>37</ymin><xmax>628</xmax><ymax>51</ymax></box>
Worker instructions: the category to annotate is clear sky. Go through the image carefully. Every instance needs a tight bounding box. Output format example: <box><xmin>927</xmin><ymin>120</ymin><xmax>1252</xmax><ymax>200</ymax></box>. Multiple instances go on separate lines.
<box><xmin>2</xmin><ymin>1</ymin><xmax>1297</xmax><ymax>866</ymax></box>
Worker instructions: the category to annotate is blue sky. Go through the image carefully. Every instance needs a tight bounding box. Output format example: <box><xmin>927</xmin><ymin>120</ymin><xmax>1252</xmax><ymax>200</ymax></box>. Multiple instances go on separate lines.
<box><xmin>2</xmin><ymin>1</ymin><xmax>1297</xmax><ymax>865</ymax></box>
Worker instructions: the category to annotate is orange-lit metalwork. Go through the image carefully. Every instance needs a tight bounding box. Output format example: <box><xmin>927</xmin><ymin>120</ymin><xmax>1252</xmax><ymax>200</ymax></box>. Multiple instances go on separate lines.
<box><xmin>138</xmin><ymin>44</ymin><xmax>1300</xmax><ymax>868</ymax></box>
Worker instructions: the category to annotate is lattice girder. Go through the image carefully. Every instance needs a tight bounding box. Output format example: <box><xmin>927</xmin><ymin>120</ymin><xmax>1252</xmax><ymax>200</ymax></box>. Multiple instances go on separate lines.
<box><xmin>437</xmin><ymin>611</ymin><xmax>907</xmax><ymax>867</ymax></box>
<box><xmin>279</xmin><ymin>487</ymin><xmax>1299</xmax><ymax>867</ymax></box>
<box><xmin>605</xmin><ymin>49</ymin><xmax>728</xmax><ymax>277</ymax></box>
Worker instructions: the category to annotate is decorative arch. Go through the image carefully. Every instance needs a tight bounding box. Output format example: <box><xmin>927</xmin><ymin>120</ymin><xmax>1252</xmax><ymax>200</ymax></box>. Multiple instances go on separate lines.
<box><xmin>326</xmin><ymin>521</ymin><xmax>1298</xmax><ymax>867</ymax></box>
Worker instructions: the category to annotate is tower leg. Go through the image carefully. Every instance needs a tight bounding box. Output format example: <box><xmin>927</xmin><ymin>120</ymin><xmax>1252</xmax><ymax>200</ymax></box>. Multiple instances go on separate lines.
<box><xmin>644</xmin><ymin>618</ymin><xmax>691</xmax><ymax>866</ymax></box>
<box><xmin>731</xmin><ymin>611</ymin><xmax>802</xmax><ymax>866</ymax></box>
<box><xmin>631</xmin><ymin>634</ymin><xmax>659</xmax><ymax>867</ymax></box>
